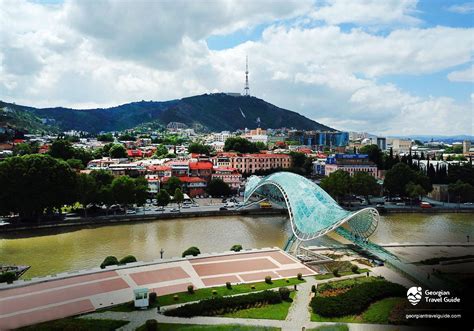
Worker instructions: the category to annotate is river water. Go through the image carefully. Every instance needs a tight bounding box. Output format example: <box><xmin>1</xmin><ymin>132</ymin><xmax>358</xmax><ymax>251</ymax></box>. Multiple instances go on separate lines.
<box><xmin>0</xmin><ymin>213</ymin><xmax>472</xmax><ymax>278</ymax></box>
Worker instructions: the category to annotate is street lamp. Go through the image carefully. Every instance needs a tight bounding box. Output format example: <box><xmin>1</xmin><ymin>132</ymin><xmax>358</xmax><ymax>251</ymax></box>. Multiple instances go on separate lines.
<box><xmin>160</xmin><ymin>248</ymin><xmax>164</xmax><ymax>259</ymax></box>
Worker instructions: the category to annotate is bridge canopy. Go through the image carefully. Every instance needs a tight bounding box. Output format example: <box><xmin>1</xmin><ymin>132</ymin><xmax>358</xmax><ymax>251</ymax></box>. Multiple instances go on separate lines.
<box><xmin>244</xmin><ymin>172</ymin><xmax>378</xmax><ymax>241</ymax></box>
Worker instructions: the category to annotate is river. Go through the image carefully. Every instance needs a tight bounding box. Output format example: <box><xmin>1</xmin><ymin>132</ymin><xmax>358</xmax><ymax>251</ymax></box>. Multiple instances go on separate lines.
<box><xmin>0</xmin><ymin>213</ymin><xmax>472</xmax><ymax>278</ymax></box>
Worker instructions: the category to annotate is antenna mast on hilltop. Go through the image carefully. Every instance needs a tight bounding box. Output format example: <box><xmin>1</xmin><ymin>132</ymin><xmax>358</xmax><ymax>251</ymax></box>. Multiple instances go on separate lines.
<box><xmin>244</xmin><ymin>55</ymin><xmax>250</xmax><ymax>96</ymax></box>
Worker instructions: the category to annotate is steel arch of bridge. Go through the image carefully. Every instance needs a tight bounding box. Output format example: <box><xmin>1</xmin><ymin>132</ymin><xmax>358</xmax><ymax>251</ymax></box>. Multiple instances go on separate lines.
<box><xmin>243</xmin><ymin>172</ymin><xmax>379</xmax><ymax>241</ymax></box>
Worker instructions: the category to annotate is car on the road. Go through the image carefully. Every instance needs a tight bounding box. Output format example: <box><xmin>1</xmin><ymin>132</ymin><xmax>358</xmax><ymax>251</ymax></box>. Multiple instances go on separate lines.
<box><xmin>464</xmin><ymin>202</ymin><xmax>473</xmax><ymax>205</ymax></box>
<box><xmin>155</xmin><ymin>207</ymin><xmax>165</xmax><ymax>211</ymax></box>
<box><xmin>420</xmin><ymin>202</ymin><xmax>432</xmax><ymax>209</ymax></box>
<box><xmin>191</xmin><ymin>203</ymin><xmax>199</xmax><ymax>207</ymax></box>
<box><xmin>170</xmin><ymin>208</ymin><xmax>180</xmax><ymax>212</ymax></box>
<box><xmin>219</xmin><ymin>206</ymin><xmax>228</xmax><ymax>211</ymax></box>
<box><xmin>0</xmin><ymin>220</ymin><xmax>10</xmax><ymax>226</ymax></box>
<box><xmin>395</xmin><ymin>202</ymin><xmax>405</xmax><ymax>206</ymax></box>
<box><xmin>126</xmin><ymin>209</ymin><xmax>137</xmax><ymax>214</ymax></box>
<box><xmin>182</xmin><ymin>204</ymin><xmax>190</xmax><ymax>209</ymax></box>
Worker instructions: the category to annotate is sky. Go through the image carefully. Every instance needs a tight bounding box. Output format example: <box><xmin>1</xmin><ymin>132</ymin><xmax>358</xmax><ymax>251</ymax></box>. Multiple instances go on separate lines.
<box><xmin>0</xmin><ymin>0</ymin><xmax>473</xmax><ymax>136</ymax></box>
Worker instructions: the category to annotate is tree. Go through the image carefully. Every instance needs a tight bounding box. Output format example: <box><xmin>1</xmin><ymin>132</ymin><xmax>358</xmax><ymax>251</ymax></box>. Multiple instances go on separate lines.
<box><xmin>303</xmin><ymin>157</ymin><xmax>315</xmax><ymax>176</ymax></box>
<box><xmin>76</xmin><ymin>173</ymin><xmax>97</xmax><ymax>217</ymax></box>
<box><xmin>188</xmin><ymin>142</ymin><xmax>211</xmax><ymax>155</ymax></box>
<box><xmin>164</xmin><ymin>176</ymin><xmax>181</xmax><ymax>193</ymax></box>
<box><xmin>406</xmin><ymin>182</ymin><xmax>426</xmax><ymax>204</ymax></box>
<box><xmin>156</xmin><ymin>189</ymin><xmax>171</xmax><ymax>211</ymax></box>
<box><xmin>48</xmin><ymin>139</ymin><xmax>75</xmax><ymax>160</ymax></box>
<box><xmin>100</xmin><ymin>256</ymin><xmax>119</xmax><ymax>269</ymax></box>
<box><xmin>182</xmin><ymin>246</ymin><xmax>201</xmax><ymax>257</ymax></box>
<box><xmin>90</xmin><ymin>170</ymin><xmax>114</xmax><ymax>187</ymax></box>
<box><xmin>0</xmin><ymin>154</ymin><xmax>77</xmax><ymax>220</ymax></box>
<box><xmin>155</xmin><ymin>144</ymin><xmax>169</xmax><ymax>157</ymax></box>
<box><xmin>174</xmin><ymin>188</ymin><xmax>184</xmax><ymax>209</ymax></box>
<box><xmin>111</xmin><ymin>176</ymin><xmax>136</xmax><ymax>208</ymax></box>
<box><xmin>118</xmin><ymin>133</ymin><xmax>136</xmax><ymax>141</ymax></box>
<box><xmin>66</xmin><ymin>158</ymin><xmax>84</xmax><ymax>170</ymax></box>
<box><xmin>13</xmin><ymin>142</ymin><xmax>39</xmax><ymax>156</ymax></box>
<box><xmin>320</xmin><ymin>170</ymin><xmax>352</xmax><ymax>202</ymax></box>
<box><xmin>224</xmin><ymin>137</ymin><xmax>259</xmax><ymax>153</ymax></box>
<box><xmin>134</xmin><ymin>176</ymin><xmax>149</xmax><ymax>207</ymax></box>
<box><xmin>384</xmin><ymin>163</ymin><xmax>431</xmax><ymax>197</ymax></box>
<box><xmin>109</xmin><ymin>144</ymin><xmax>127</xmax><ymax>158</ymax></box>
<box><xmin>289</xmin><ymin>151</ymin><xmax>307</xmax><ymax>168</ymax></box>
<box><xmin>352</xmin><ymin>172</ymin><xmax>379</xmax><ymax>204</ymax></box>
<box><xmin>97</xmin><ymin>133</ymin><xmax>114</xmax><ymax>142</ymax></box>
<box><xmin>360</xmin><ymin>144</ymin><xmax>383</xmax><ymax>168</ymax></box>
<box><xmin>230</xmin><ymin>244</ymin><xmax>242</xmax><ymax>252</ymax></box>
<box><xmin>207</xmin><ymin>178</ymin><xmax>231</xmax><ymax>197</ymax></box>
<box><xmin>449</xmin><ymin>180</ymin><xmax>474</xmax><ymax>204</ymax></box>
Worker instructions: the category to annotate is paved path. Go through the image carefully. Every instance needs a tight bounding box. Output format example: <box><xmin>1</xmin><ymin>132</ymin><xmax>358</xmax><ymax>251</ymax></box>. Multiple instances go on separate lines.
<box><xmin>283</xmin><ymin>277</ymin><xmax>317</xmax><ymax>330</ymax></box>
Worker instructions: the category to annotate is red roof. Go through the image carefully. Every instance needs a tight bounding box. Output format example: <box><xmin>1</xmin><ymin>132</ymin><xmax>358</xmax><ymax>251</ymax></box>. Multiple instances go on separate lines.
<box><xmin>148</xmin><ymin>165</ymin><xmax>171</xmax><ymax>171</ymax></box>
<box><xmin>127</xmin><ymin>149</ymin><xmax>143</xmax><ymax>157</ymax></box>
<box><xmin>242</xmin><ymin>153</ymin><xmax>291</xmax><ymax>158</ymax></box>
<box><xmin>189</xmin><ymin>161</ymin><xmax>213</xmax><ymax>170</ymax></box>
<box><xmin>13</xmin><ymin>139</ymin><xmax>25</xmax><ymax>144</ymax></box>
<box><xmin>162</xmin><ymin>176</ymin><xmax>206</xmax><ymax>183</ymax></box>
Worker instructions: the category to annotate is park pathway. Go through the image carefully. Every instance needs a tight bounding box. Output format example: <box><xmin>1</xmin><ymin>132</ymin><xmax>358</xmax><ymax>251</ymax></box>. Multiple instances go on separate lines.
<box><xmin>283</xmin><ymin>277</ymin><xmax>317</xmax><ymax>330</ymax></box>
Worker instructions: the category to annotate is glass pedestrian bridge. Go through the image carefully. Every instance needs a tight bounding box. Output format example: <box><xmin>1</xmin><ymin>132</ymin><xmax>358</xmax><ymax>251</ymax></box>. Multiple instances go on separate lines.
<box><xmin>243</xmin><ymin>172</ymin><xmax>380</xmax><ymax>251</ymax></box>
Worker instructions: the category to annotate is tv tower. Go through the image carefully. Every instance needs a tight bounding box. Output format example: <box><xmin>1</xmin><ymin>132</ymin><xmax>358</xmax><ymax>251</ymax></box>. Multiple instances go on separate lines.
<box><xmin>244</xmin><ymin>55</ymin><xmax>250</xmax><ymax>96</ymax></box>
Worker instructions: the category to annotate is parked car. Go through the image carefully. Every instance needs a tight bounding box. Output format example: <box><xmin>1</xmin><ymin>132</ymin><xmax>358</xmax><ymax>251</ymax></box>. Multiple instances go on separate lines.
<box><xmin>219</xmin><ymin>207</ymin><xmax>228</xmax><ymax>211</ymax></box>
<box><xmin>182</xmin><ymin>205</ymin><xmax>190</xmax><ymax>209</ymax></box>
<box><xmin>170</xmin><ymin>208</ymin><xmax>180</xmax><ymax>212</ymax></box>
<box><xmin>420</xmin><ymin>202</ymin><xmax>432</xmax><ymax>209</ymax></box>
<box><xmin>191</xmin><ymin>203</ymin><xmax>199</xmax><ymax>207</ymax></box>
<box><xmin>155</xmin><ymin>207</ymin><xmax>165</xmax><ymax>211</ymax></box>
<box><xmin>0</xmin><ymin>220</ymin><xmax>10</xmax><ymax>226</ymax></box>
<box><xmin>395</xmin><ymin>202</ymin><xmax>405</xmax><ymax>206</ymax></box>
<box><xmin>126</xmin><ymin>210</ymin><xmax>137</xmax><ymax>214</ymax></box>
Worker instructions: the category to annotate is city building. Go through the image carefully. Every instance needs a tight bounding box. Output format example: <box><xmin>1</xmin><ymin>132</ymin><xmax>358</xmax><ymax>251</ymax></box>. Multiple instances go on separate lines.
<box><xmin>463</xmin><ymin>140</ymin><xmax>471</xmax><ymax>155</ymax></box>
<box><xmin>211</xmin><ymin>152</ymin><xmax>292</xmax><ymax>174</ymax></box>
<box><xmin>324</xmin><ymin>154</ymin><xmax>378</xmax><ymax>178</ymax></box>
<box><xmin>212</xmin><ymin>167</ymin><xmax>243</xmax><ymax>191</ymax></box>
<box><xmin>387</xmin><ymin>138</ymin><xmax>412</xmax><ymax>154</ymax></box>
<box><xmin>288</xmin><ymin>130</ymin><xmax>349</xmax><ymax>151</ymax></box>
<box><xmin>189</xmin><ymin>161</ymin><xmax>214</xmax><ymax>182</ymax></box>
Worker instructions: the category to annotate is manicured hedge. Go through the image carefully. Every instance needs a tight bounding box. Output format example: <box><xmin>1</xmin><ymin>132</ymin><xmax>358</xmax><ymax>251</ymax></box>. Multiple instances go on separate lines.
<box><xmin>164</xmin><ymin>290</ymin><xmax>282</xmax><ymax>317</ymax></box>
<box><xmin>100</xmin><ymin>256</ymin><xmax>119</xmax><ymax>269</ymax></box>
<box><xmin>311</xmin><ymin>281</ymin><xmax>406</xmax><ymax>317</ymax></box>
<box><xmin>119</xmin><ymin>255</ymin><xmax>137</xmax><ymax>264</ymax></box>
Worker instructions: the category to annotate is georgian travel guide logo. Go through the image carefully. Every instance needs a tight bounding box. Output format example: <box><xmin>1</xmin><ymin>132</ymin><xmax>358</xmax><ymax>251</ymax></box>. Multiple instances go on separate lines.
<box><xmin>407</xmin><ymin>286</ymin><xmax>423</xmax><ymax>305</ymax></box>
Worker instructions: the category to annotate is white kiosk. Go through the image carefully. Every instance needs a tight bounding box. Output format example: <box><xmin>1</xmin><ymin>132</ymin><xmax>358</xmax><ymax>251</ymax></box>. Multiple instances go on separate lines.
<box><xmin>133</xmin><ymin>288</ymin><xmax>149</xmax><ymax>309</ymax></box>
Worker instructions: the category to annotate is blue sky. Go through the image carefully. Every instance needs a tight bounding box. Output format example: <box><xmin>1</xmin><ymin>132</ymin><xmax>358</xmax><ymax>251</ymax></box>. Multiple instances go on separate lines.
<box><xmin>1</xmin><ymin>0</ymin><xmax>473</xmax><ymax>135</ymax></box>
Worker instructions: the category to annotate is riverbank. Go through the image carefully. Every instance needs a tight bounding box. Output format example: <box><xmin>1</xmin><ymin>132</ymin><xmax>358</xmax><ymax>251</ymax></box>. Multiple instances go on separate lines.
<box><xmin>0</xmin><ymin>208</ymin><xmax>287</xmax><ymax>233</ymax></box>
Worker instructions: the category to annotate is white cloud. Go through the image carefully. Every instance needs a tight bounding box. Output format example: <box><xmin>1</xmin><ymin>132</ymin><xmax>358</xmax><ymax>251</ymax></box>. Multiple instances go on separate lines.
<box><xmin>447</xmin><ymin>64</ymin><xmax>474</xmax><ymax>82</ymax></box>
<box><xmin>447</xmin><ymin>2</ymin><xmax>474</xmax><ymax>14</ymax></box>
<box><xmin>0</xmin><ymin>0</ymin><xmax>472</xmax><ymax>136</ymax></box>
<box><xmin>311</xmin><ymin>0</ymin><xmax>420</xmax><ymax>26</ymax></box>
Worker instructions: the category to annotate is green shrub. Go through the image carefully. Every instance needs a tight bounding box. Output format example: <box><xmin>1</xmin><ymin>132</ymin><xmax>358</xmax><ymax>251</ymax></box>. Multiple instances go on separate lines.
<box><xmin>251</xmin><ymin>285</ymin><xmax>256</xmax><ymax>290</ymax></box>
<box><xmin>351</xmin><ymin>265</ymin><xmax>359</xmax><ymax>273</ymax></box>
<box><xmin>265</xmin><ymin>275</ymin><xmax>272</xmax><ymax>284</ymax></box>
<box><xmin>212</xmin><ymin>290</ymin><xmax>218</xmax><ymax>295</ymax></box>
<box><xmin>226</xmin><ymin>282</ymin><xmax>232</xmax><ymax>289</ymax></box>
<box><xmin>145</xmin><ymin>319</ymin><xmax>158</xmax><ymax>331</ymax></box>
<box><xmin>164</xmin><ymin>290</ymin><xmax>282</xmax><ymax>317</ymax></box>
<box><xmin>332</xmin><ymin>268</ymin><xmax>340</xmax><ymax>277</ymax></box>
<box><xmin>311</xmin><ymin>285</ymin><xmax>317</xmax><ymax>293</ymax></box>
<box><xmin>173</xmin><ymin>294</ymin><xmax>179</xmax><ymax>301</ymax></box>
<box><xmin>187</xmin><ymin>285</ymin><xmax>195</xmax><ymax>294</ymax></box>
<box><xmin>149</xmin><ymin>292</ymin><xmax>157</xmax><ymax>304</ymax></box>
<box><xmin>182</xmin><ymin>246</ymin><xmax>201</xmax><ymax>257</ymax></box>
<box><xmin>119</xmin><ymin>255</ymin><xmax>137</xmax><ymax>265</ymax></box>
<box><xmin>311</xmin><ymin>281</ymin><xmax>406</xmax><ymax>317</ymax></box>
<box><xmin>0</xmin><ymin>272</ymin><xmax>16</xmax><ymax>284</ymax></box>
<box><xmin>230</xmin><ymin>244</ymin><xmax>243</xmax><ymax>252</ymax></box>
<box><xmin>279</xmin><ymin>287</ymin><xmax>290</xmax><ymax>300</ymax></box>
<box><xmin>100</xmin><ymin>256</ymin><xmax>119</xmax><ymax>269</ymax></box>
<box><xmin>297</xmin><ymin>273</ymin><xmax>303</xmax><ymax>280</ymax></box>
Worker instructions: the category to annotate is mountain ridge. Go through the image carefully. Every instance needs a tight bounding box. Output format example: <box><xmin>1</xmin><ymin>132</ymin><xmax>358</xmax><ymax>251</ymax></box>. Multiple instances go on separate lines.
<box><xmin>0</xmin><ymin>93</ymin><xmax>335</xmax><ymax>133</ymax></box>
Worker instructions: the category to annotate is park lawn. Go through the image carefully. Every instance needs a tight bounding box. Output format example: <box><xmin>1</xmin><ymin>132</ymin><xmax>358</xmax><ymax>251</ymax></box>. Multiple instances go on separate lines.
<box><xmin>311</xmin><ymin>312</ymin><xmax>360</xmax><ymax>323</ymax></box>
<box><xmin>157</xmin><ymin>278</ymin><xmax>305</xmax><ymax>306</ymax></box>
<box><xmin>220</xmin><ymin>291</ymin><xmax>295</xmax><ymax>320</ymax></box>
<box><xmin>315</xmin><ymin>269</ymin><xmax>370</xmax><ymax>280</ymax></box>
<box><xmin>307</xmin><ymin>324</ymin><xmax>349</xmax><ymax>331</ymax></box>
<box><xmin>362</xmin><ymin>297</ymin><xmax>405</xmax><ymax>324</ymax></box>
<box><xmin>18</xmin><ymin>318</ymin><xmax>129</xmax><ymax>331</ymax></box>
<box><xmin>136</xmin><ymin>323</ymin><xmax>280</xmax><ymax>331</ymax></box>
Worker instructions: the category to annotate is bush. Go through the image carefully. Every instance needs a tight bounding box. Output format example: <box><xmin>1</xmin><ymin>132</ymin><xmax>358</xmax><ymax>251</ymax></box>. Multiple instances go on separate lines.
<box><xmin>173</xmin><ymin>294</ymin><xmax>179</xmax><ymax>301</ymax></box>
<box><xmin>100</xmin><ymin>256</ymin><xmax>119</xmax><ymax>269</ymax></box>
<box><xmin>310</xmin><ymin>281</ymin><xmax>406</xmax><ymax>317</ymax></box>
<box><xmin>332</xmin><ymin>268</ymin><xmax>340</xmax><ymax>277</ymax></box>
<box><xmin>226</xmin><ymin>282</ymin><xmax>232</xmax><ymax>289</ymax></box>
<box><xmin>279</xmin><ymin>287</ymin><xmax>290</xmax><ymax>300</ymax></box>
<box><xmin>119</xmin><ymin>255</ymin><xmax>137</xmax><ymax>265</ymax></box>
<box><xmin>164</xmin><ymin>290</ymin><xmax>282</xmax><ymax>317</ymax></box>
<box><xmin>187</xmin><ymin>285</ymin><xmax>195</xmax><ymax>294</ymax></box>
<box><xmin>351</xmin><ymin>265</ymin><xmax>359</xmax><ymax>273</ymax></box>
<box><xmin>285</xmin><ymin>278</ymin><xmax>289</xmax><ymax>283</ymax></box>
<box><xmin>251</xmin><ymin>285</ymin><xmax>256</xmax><ymax>290</ymax></box>
<box><xmin>311</xmin><ymin>285</ymin><xmax>317</xmax><ymax>293</ymax></box>
<box><xmin>297</xmin><ymin>273</ymin><xmax>303</xmax><ymax>280</ymax></box>
<box><xmin>265</xmin><ymin>276</ymin><xmax>272</xmax><ymax>284</ymax></box>
<box><xmin>230</xmin><ymin>244</ymin><xmax>243</xmax><ymax>252</ymax></box>
<box><xmin>145</xmin><ymin>319</ymin><xmax>158</xmax><ymax>331</ymax></box>
<box><xmin>149</xmin><ymin>292</ymin><xmax>157</xmax><ymax>304</ymax></box>
<box><xmin>0</xmin><ymin>272</ymin><xmax>16</xmax><ymax>284</ymax></box>
<box><xmin>182</xmin><ymin>246</ymin><xmax>201</xmax><ymax>257</ymax></box>
<box><xmin>212</xmin><ymin>290</ymin><xmax>218</xmax><ymax>295</ymax></box>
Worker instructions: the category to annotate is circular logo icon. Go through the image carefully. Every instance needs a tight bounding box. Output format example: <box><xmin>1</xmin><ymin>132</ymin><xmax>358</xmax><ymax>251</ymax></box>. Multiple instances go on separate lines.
<box><xmin>407</xmin><ymin>286</ymin><xmax>422</xmax><ymax>305</ymax></box>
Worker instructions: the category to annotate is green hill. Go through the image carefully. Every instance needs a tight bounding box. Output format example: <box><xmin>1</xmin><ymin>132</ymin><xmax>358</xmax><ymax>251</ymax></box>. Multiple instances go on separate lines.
<box><xmin>0</xmin><ymin>94</ymin><xmax>335</xmax><ymax>133</ymax></box>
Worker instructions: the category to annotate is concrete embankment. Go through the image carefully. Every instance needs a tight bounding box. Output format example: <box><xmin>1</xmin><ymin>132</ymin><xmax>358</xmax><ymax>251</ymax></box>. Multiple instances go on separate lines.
<box><xmin>0</xmin><ymin>209</ymin><xmax>287</xmax><ymax>233</ymax></box>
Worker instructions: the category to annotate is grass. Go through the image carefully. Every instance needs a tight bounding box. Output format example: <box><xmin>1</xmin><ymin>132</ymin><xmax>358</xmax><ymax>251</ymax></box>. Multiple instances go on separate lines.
<box><xmin>311</xmin><ymin>313</ymin><xmax>360</xmax><ymax>323</ymax></box>
<box><xmin>307</xmin><ymin>324</ymin><xmax>349</xmax><ymax>331</ymax></box>
<box><xmin>136</xmin><ymin>323</ymin><xmax>280</xmax><ymax>331</ymax></box>
<box><xmin>156</xmin><ymin>278</ymin><xmax>304</xmax><ymax>307</ymax></box>
<box><xmin>315</xmin><ymin>268</ymin><xmax>370</xmax><ymax>280</ymax></box>
<box><xmin>220</xmin><ymin>291</ymin><xmax>295</xmax><ymax>320</ymax></box>
<box><xmin>362</xmin><ymin>297</ymin><xmax>405</xmax><ymax>324</ymax></box>
<box><xmin>18</xmin><ymin>318</ymin><xmax>129</xmax><ymax>331</ymax></box>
